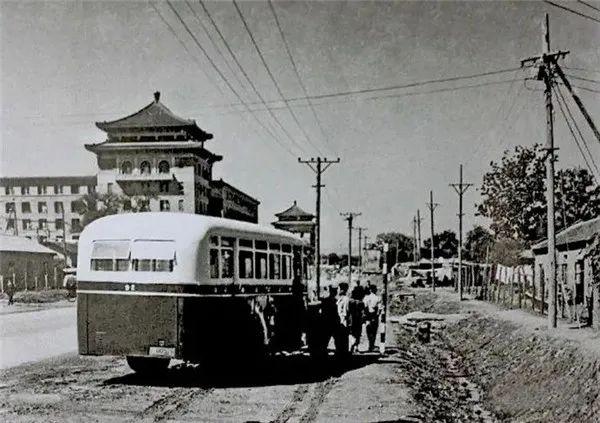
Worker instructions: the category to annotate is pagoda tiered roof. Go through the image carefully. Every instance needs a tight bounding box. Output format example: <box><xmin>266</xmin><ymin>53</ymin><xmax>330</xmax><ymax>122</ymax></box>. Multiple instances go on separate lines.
<box><xmin>274</xmin><ymin>201</ymin><xmax>315</xmax><ymax>220</ymax></box>
<box><xmin>95</xmin><ymin>92</ymin><xmax>213</xmax><ymax>142</ymax></box>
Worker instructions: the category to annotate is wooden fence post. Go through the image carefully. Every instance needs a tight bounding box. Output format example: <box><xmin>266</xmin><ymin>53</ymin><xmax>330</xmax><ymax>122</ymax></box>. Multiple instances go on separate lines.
<box><xmin>518</xmin><ymin>268</ymin><xmax>523</xmax><ymax>309</ymax></box>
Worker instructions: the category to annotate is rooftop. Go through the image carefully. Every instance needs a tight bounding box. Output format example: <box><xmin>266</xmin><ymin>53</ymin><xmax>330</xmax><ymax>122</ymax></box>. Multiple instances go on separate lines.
<box><xmin>0</xmin><ymin>235</ymin><xmax>58</xmax><ymax>255</ymax></box>
<box><xmin>532</xmin><ymin>216</ymin><xmax>600</xmax><ymax>252</ymax></box>
<box><xmin>95</xmin><ymin>92</ymin><xmax>213</xmax><ymax>142</ymax></box>
<box><xmin>0</xmin><ymin>175</ymin><xmax>97</xmax><ymax>187</ymax></box>
<box><xmin>275</xmin><ymin>201</ymin><xmax>315</xmax><ymax>219</ymax></box>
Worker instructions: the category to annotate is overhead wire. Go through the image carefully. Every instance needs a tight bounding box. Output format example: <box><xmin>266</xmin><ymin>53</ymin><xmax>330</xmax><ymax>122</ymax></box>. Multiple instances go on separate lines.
<box><xmin>543</xmin><ymin>0</ymin><xmax>600</xmax><ymax>24</ymax></box>
<box><xmin>163</xmin><ymin>0</ymin><xmax>298</xmax><ymax>157</ymax></box>
<box><xmin>577</xmin><ymin>0</ymin><xmax>600</xmax><ymax>13</ymax></box>
<box><xmin>268</xmin><ymin>0</ymin><xmax>336</xmax><ymax>156</ymax></box>
<box><xmin>565</xmin><ymin>74</ymin><xmax>600</xmax><ymax>85</ymax></box>
<box><xmin>554</xmin><ymin>83</ymin><xmax>600</xmax><ymax>176</ymax></box>
<box><xmin>563</xmin><ymin>66</ymin><xmax>600</xmax><ymax>74</ymax></box>
<box><xmin>231</xmin><ymin>0</ymin><xmax>323</xmax><ymax>155</ymax></box>
<box><xmin>197</xmin><ymin>0</ymin><xmax>309</xmax><ymax>156</ymax></box>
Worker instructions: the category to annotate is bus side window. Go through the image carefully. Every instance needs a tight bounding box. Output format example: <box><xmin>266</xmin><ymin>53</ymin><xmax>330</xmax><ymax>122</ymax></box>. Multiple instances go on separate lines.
<box><xmin>239</xmin><ymin>250</ymin><xmax>253</xmax><ymax>278</ymax></box>
<box><xmin>221</xmin><ymin>249</ymin><xmax>234</xmax><ymax>278</ymax></box>
<box><xmin>210</xmin><ymin>249</ymin><xmax>219</xmax><ymax>278</ymax></box>
<box><xmin>269</xmin><ymin>253</ymin><xmax>281</xmax><ymax>279</ymax></box>
<box><xmin>255</xmin><ymin>251</ymin><xmax>267</xmax><ymax>279</ymax></box>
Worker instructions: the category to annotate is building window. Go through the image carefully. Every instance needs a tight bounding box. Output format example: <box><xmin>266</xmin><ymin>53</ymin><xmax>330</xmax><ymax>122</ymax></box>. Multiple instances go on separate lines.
<box><xmin>22</xmin><ymin>219</ymin><xmax>31</xmax><ymax>230</ymax></box>
<box><xmin>38</xmin><ymin>218</ymin><xmax>47</xmax><ymax>229</ymax></box>
<box><xmin>70</xmin><ymin>202</ymin><xmax>78</xmax><ymax>213</ymax></box>
<box><xmin>140</xmin><ymin>161</ymin><xmax>151</xmax><ymax>175</ymax></box>
<box><xmin>120</xmin><ymin>161</ymin><xmax>133</xmax><ymax>174</ymax></box>
<box><xmin>5</xmin><ymin>202</ymin><xmax>14</xmax><ymax>213</ymax></box>
<box><xmin>158</xmin><ymin>160</ymin><xmax>170</xmax><ymax>174</ymax></box>
<box><xmin>54</xmin><ymin>201</ymin><xmax>63</xmax><ymax>214</ymax></box>
<box><xmin>107</xmin><ymin>183</ymin><xmax>113</xmax><ymax>194</ymax></box>
<box><xmin>55</xmin><ymin>219</ymin><xmax>64</xmax><ymax>230</ymax></box>
<box><xmin>159</xmin><ymin>200</ymin><xmax>170</xmax><ymax>211</ymax></box>
<box><xmin>37</xmin><ymin>185</ymin><xmax>47</xmax><ymax>195</ymax></box>
<box><xmin>71</xmin><ymin>218</ymin><xmax>81</xmax><ymax>232</ymax></box>
<box><xmin>21</xmin><ymin>186</ymin><xmax>30</xmax><ymax>195</ymax></box>
<box><xmin>87</xmin><ymin>185</ymin><xmax>95</xmax><ymax>194</ymax></box>
<box><xmin>178</xmin><ymin>199</ymin><xmax>184</xmax><ymax>212</ymax></box>
<box><xmin>123</xmin><ymin>199</ymin><xmax>132</xmax><ymax>211</ymax></box>
<box><xmin>54</xmin><ymin>185</ymin><xmax>63</xmax><ymax>194</ymax></box>
<box><xmin>4</xmin><ymin>186</ymin><xmax>13</xmax><ymax>195</ymax></box>
<box><xmin>159</xmin><ymin>181</ymin><xmax>170</xmax><ymax>193</ymax></box>
<box><xmin>7</xmin><ymin>218</ymin><xmax>15</xmax><ymax>230</ymax></box>
<box><xmin>38</xmin><ymin>202</ymin><xmax>48</xmax><ymax>213</ymax></box>
<box><xmin>21</xmin><ymin>202</ymin><xmax>31</xmax><ymax>213</ymax></box>
<box><xmin>70</xmin><ymin>185</ymin><xmax>80</xmax><ymax>194</ymax></box>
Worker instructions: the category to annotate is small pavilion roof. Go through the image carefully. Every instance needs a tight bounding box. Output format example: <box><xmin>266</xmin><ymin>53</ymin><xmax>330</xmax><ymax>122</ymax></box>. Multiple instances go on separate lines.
<box><xmin>95</xmin><ymin>92</ymin><xmax>213</xmax><ymax>141</ymax></box>
<box><xmin>275</xmin><ymin>201</ymin><xmax>314</xmax><ymax>219</ymax></box>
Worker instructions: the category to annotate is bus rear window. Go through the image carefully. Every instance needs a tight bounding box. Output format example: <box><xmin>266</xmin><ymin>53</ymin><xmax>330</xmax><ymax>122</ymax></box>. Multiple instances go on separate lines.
<box><xmin>90</xmin><ymin>240</ymin><xmax>130</xmax><ymax>272</ymax></box>
<box><xmin>131</xmin><ymin>240</ymin><xmax>176</xmax><ymax>272</ymax></box>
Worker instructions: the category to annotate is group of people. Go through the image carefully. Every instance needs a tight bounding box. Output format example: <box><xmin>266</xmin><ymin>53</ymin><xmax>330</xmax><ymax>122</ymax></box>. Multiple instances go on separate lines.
<box><xmin>328</xmin><ymin>280</ymin><xmax>382</xmax><ymax>353</ymax></box>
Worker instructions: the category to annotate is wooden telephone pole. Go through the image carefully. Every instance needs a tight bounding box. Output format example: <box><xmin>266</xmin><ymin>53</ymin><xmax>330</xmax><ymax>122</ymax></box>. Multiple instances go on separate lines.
<box><xmin>426</xmin><ymin>191</ymin><xmax>439</xmax><ymax>292</ymax></box>
<box><xmin>299</xmin><ymin>157</ymin><xmax>340</xmax><ymax>298</ymax></box>
<box><xmin>416</xmin><ymin>209</ymin><xmax>423</xmax><ymax>261</ymax></box>
<box><xmin>341</xmin><ymin>212</ymin><xmax>361</xmax><ymax>287</ymax></box>
<box><xmin>450</xmin><ymin>164</ymin><xmax>472</xmax><ymax>300</ymax></box>
<box><xmin>356</xmin><ymin>227</ymin><xmax>367</xmax><ymax>274</ymax></box>
<box><xmin>412</xmin><ymin>216</ymin><xmax>418</xmax><ymax>263</ymax></box>
<box><xmin>521</xmin><ymin>14</ymin><xmax>568</xmax><ymax>328</ymax></box>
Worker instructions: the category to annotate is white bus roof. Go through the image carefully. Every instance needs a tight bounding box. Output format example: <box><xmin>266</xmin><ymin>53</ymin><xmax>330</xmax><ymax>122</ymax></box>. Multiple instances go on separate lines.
<box><xmin>79</xmin><ymin>212</ymin><xmax>308</xmax><ymax>245</ymax></box>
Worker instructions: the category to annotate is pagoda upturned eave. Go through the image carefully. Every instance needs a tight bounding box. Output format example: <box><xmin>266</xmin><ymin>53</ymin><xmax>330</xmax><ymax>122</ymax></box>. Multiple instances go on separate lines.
<box><xmin>84</xmin><ymin>140</ymin><xmax>223</xmax><ymax>162</ymax></box>
<box><xmin>95</xmin><ymin>92</ymin><xmax>213</xmax><ymax>142</ymax></box>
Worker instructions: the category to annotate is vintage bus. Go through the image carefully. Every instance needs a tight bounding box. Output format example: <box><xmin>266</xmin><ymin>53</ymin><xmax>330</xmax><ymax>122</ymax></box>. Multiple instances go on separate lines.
<box><xmin>76</xmin><ymin>213</ymin><xmax>338</xmax><ymax>374</ymax></box>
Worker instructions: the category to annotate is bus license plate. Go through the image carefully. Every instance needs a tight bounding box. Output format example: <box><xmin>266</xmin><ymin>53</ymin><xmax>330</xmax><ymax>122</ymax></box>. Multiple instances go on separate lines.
<box><xmin>149</xmin><ymin>346</ymin><xmax>175</xmax><ymax>358</ymax></box>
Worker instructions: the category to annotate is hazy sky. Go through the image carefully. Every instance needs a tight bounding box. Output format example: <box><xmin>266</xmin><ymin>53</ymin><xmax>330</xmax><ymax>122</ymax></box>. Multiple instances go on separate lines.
<box><xmin>1</xmin><ymin>0</ymin><xmax>599</xmax><ymax>252</ymax></box>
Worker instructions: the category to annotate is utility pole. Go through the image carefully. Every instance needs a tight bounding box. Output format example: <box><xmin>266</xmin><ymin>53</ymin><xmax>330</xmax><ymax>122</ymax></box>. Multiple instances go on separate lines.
<box><xmin>450</xmin><ymin>164</ymin><xmax>472</xmax><ymax>300</ymax></box>
<box><xmin>412</xmin><ymin>216</ymin><xmax>418</xmax><ymax>263</ymax></box>
<box><xmin>426</xmin><ymin>191</ymin><xmax>439</xmax><ymax>292</ymax></box>
<box><xmin>356</xmin><ymin>227</ymin><xmax>366</xmax><ymax>274</ymax></box>
<box><xmin>341</xmin><ymin>212</ymin><xmax>361</xmax><ymax>287</ymax></box>
<box><xmin>60</xmin><ymin>203</ymin><xmax>69</xmax><ymax>267</ymax></box>
<box><xmin>416</xmin><ymin>209</ymin><xmax>423</xmax><ymax>261</ymax></box>
<box><xmin>299</xmin><ymin>157</ymin><xmax>340</xmax><ymax>298</ymax></box>
<box><xmin>521</xmin><ymin>14</ymin><xmax>568</xmax><ymax>329</ymax></box>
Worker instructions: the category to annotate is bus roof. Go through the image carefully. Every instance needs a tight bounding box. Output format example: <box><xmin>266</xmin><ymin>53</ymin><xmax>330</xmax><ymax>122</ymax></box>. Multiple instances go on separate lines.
<box><xmin>79</xmin><ymin>212</ymin><xmax>308</xmax><ymax>245</ymax></box>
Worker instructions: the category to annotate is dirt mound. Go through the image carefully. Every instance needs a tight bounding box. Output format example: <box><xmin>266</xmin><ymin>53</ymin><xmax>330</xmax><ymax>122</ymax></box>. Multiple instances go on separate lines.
<box><xmin>444</xmin><ymin>315</ymin><xmax>600</xmax><ymax>422</ymax></box>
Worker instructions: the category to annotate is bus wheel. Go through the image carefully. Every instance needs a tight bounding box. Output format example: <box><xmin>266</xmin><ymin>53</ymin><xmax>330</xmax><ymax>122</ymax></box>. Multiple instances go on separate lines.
<box><xmin>126</xmin><ymin>356</ymin><xmax>170</xmax><ymax>375</ymax></box>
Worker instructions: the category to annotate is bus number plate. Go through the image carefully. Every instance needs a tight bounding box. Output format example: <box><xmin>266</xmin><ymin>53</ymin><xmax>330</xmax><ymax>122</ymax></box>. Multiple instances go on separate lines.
<box><xmin>149</xmin><ymin>346</ymin><xmax>175</xmax><ymax>358</ymax></box>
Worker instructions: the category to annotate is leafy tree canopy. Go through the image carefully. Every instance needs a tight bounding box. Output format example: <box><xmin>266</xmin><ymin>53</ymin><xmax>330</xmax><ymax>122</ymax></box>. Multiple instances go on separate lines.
<box><xmin>375</xmin><ymin>232</ymin><xmax>414</xmax><ymax>264</ymax></box>
<box><xmin>477</xmin><ymin>143</ymin><xmax>600</xmax><ymax>245</ymax></box>
<box><xmin>464</xmin><ymin>225</ymin><xmax>495</xmax><ymax>262</ymax></box>
<box><xmin>423</xmin><ymin>230</ymin><xmax>458</xmax><ymax>259</ymax></box>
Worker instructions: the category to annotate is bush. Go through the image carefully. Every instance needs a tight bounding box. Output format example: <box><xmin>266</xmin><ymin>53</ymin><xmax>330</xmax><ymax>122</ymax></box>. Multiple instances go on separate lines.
<box><xmin>13</xmin><ymin>289</ymin><xmax>68</xmax><ymax>303</ymax></box>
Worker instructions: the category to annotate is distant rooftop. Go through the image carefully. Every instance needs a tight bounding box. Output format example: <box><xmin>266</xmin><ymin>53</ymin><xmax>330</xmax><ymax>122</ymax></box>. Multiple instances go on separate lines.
<box><xmin>0</xmin><ymin>235</ymin><xmax>58</xmax><ymax>255</ymax></box>
<box><xmin>532</xmin><ymin>216</ymin><xmax>600</xmax><ymax>252</ymax></box>
<box><xmin>95</xmin><ymin>92</ymin><xmax>213</xmax><ymax>142</ymax></box>
<box><xmin>275</xmin><ymin>201</ymin><xmax>314</xmax><ymax>219</ymax></box>
<box><xmin>0</xmin><ymin>175</ymin><xmax>97</xmax><ymax>187</ymax></box>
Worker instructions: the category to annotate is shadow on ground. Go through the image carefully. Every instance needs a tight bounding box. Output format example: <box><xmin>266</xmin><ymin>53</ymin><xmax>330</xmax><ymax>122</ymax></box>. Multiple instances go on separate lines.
<box><xmin>103</xmin><ymin>352</ymin><xmax>380</xmax><ymax>389</ymax></box>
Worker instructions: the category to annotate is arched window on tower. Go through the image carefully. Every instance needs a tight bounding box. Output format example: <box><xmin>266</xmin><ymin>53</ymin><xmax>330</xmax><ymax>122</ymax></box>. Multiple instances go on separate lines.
<box><xmin>158</xmin><ymin>160</ymin><xmax>170</xmax><ymax>174</ymax></box>
<box><xmin>140</xmin><ymin>161</ymin><xmax>151</xmax><ymax>175</ymax></box>
<box><xmin>121</xmin><ymin>161</ymin><xmax>133</xmax><ymax>174</ymax></box>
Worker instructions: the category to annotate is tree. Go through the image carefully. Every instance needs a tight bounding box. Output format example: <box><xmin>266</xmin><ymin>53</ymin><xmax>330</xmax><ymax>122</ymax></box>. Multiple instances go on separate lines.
<box><xmin>423</xmin><ymin>230</ymin><xmax>458</xmax><ymax>259</ymax></box>
<box><xmin>464</xmin><ymin>225</ymin><xmax>494</xmax><ymax>262</ymax></box>
<box><xmin>488</xmin><ymin>237</ymin><xmax>526</xmax><ymax>267</ymax></box>
<box><xmin>73</xmin><ymin>191</ymin><xmax>155</xmax><ymax>228</ymax></box>
<box><xmin>478</xmin><ymin>144</ymin><xmax>600</xmax><ymax>244</ymax></box>
<box><xmin>375</xmin><ymin>232</ymin><xmax>414</xmax><ymax>265</ymax></box>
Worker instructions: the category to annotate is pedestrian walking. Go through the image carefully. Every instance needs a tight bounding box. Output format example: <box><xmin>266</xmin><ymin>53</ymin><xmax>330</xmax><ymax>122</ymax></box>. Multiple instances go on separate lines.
<box><xmin>335</xmin><ymin>282</ymin><xmax>351</xmax><ymax>355</ymax></box>
<box><xmin>363</xmin><ymin>285</ymin><xmax>382</xmax><ymax>352</ymax></box>
<box><xmin>6</xmin><ymin>280</ymin><xmax>15</xmax><ymax>305</ymax></box>
<box><xmin>349</xmin><ymin>280</ymin><xmax>365</xmax><ymax>352</ymax></box>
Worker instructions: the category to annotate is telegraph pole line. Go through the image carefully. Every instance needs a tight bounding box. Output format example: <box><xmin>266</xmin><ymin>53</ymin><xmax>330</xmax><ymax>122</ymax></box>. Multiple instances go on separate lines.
<box><xmin>417</xmin><ymin>209</ymin><xmax>423</xmax><ymax>261</ymax></box>
<box><xmin>412</xmin><ymin>216</ymin><xmax>418</xmax><ymax>263</ymax></box>
<box><xmin>426</xmin><ymin>191</ymin><xmax>439</xmax><ymax>292</ymax></box>
<box><xmin>341</xmin><ymin>212</ymin><xmax>361</xmax><ymax>288</ymax></box>
<box><xmin>356</xmin><ymin>227</ymin><xmax>367</xmax><ymax>274</ymax></box>
<box><xmin>298</xmin><ymin>157</ymin><xmax>340</xmax><ymax>299</ymax></box>
<box><xmin>450</xmin><ymin>164</ymin><xmax>472</xmax><ymax>300</ymax></box>
<box><xmin>521</xmin><ymin>14</ymin><xmax>568</xmax><ymax>329</ymax></box>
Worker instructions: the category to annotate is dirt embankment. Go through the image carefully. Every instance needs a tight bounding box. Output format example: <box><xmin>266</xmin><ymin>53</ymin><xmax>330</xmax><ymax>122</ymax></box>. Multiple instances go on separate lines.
<box><xmin>391</xmin><ymin>288</ymin><xmax>600</xmax><ymax>423</ymax></box>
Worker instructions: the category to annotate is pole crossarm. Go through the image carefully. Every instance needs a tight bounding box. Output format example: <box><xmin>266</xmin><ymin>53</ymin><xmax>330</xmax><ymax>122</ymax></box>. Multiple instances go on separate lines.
<box><xmin>298</xmin><ymin>156</ymin><xmax>341</xmax><ymax>299</ymax></box>
<box><xmin>450</xmin><ymin>164</ymin><xmax>472</xmax><ymax>300</ymax></box>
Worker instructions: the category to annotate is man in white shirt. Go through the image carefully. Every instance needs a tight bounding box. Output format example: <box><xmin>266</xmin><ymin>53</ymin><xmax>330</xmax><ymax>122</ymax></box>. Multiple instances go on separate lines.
<box><xmin>363</xmin><ymin>285</ymin><xmax>381</xmax><ymax>352</ymax></box>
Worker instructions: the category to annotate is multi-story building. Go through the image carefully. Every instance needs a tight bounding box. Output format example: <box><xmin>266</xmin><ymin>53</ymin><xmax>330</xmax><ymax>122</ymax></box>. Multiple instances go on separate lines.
<box><xmin>0</xmin><ymin>92</ymin><xmax>259</xmax><ymax>242</ymax></box>
<box><xmin>0</xmin><ymin>176</ymin><xmax>96</xmax><ymax>242</ymax></box>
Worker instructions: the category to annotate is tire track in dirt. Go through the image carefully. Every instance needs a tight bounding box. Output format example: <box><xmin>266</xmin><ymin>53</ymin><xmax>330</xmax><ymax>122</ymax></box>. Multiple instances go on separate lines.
<box><xmin>272</xmin><ymin>384</ymin><xmax>311</xmax><ymax>423</ymax></box>
<box><xmin>298</xmin><ymin>377</ymin><xmax>338</xmax><ymax>423</ymax></box>
<box><xmin>136</xmin><ymin>387</ymin><xmax>212</xmax><ymax>422</ymax></box>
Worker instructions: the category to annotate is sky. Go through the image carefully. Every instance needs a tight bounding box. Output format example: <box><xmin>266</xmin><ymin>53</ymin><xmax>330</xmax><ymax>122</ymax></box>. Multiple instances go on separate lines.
<box><xmin>1</xmin><ymin>0</ymin><xmax>599</xmax><ymax>253</ymax></box>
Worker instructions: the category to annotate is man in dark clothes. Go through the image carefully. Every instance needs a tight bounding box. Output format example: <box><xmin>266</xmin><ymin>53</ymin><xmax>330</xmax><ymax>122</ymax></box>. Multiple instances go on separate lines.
<box><xmin>349</xmin><ymin>280</ymin><xmax>365</xmax><ymax>352</ymax></box>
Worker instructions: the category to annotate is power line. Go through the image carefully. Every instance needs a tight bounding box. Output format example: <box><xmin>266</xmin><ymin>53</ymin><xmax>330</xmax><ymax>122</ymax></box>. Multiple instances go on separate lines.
<box><xmin>563</xmin><ymin>66</ymin><xmax>600</xmax><ymax>74</ymax></box>
<box><xmin>232</xmin><ymin>0</ymin><xmax>322</xmax><ymax>155</ymax></box>
<box><xmin>196</xmin><ymin>0</ymin><xmax>308</xmax><ymax>156</ymax></box>
<box><xmin>150</xmin><ymin>2</ymin><xmax>225</xmax><ymax>97</ymax></box>
<box><xmin>282</xmin><ymin>67</ymin><xmax>521</xmax><ymax>102</ymax></box>
<box><xmin>554</xmin><ymin>84</ymin><xmax>600</xmax><ymax>176</ymax></box>
<box><xmin>164</xmin><ymin>0</ymin><xmax>297</xmax><ymax>157</ymax></box>
<box><xmin>268</xmin><ymin>0</ymin><xmax>335</xmax><ymax>155</ymax></box>
<box><xmin>578</xmin><ymin>0</ymin><xmax>600</xmax><ymax>13</ymax></box>
<box><xmin>566</xmin><ymin>74</ymin><xmax>600</xmax><ymax>85</ymax></box>
<box><xmin>543</xmin><ymin>0</ymin><xmax>600</xmax><ymax>24</ymax></box>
